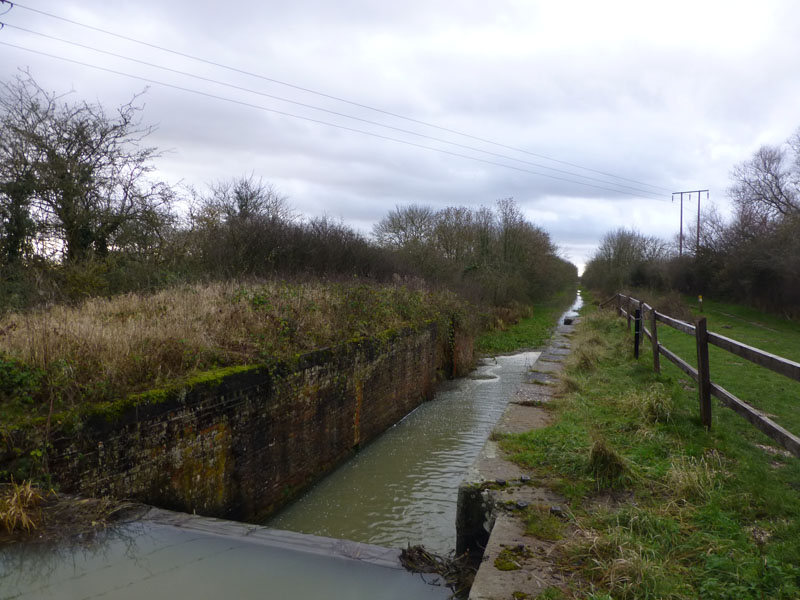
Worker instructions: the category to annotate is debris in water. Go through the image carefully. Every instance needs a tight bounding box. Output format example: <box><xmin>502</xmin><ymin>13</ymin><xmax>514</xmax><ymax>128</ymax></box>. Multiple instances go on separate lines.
<box><xmin>400</xmin><ymin>544</ymin><xmax>476</xmax><ymax>599</ymax></box>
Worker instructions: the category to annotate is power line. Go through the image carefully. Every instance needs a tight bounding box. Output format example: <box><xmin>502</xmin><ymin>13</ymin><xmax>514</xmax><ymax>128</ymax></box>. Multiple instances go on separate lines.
<box><xmin>0</xmin><ymin>21</ymin><xmax>666</xmax><ymax>200</ymax></box>
<box><xmin>0</xmin><ymin>40</ymin><xmax>671</xmax><ymax>201</ymax></box>
<box><xmin>5</xmin><ymin>0</ymin><xmax>672</xmax><ymax>194</ymax></box>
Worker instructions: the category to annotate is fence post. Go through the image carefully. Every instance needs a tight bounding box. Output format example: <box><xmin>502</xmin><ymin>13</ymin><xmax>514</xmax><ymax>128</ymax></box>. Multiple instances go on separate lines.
<box><xmin>627</xmin><ymin>296</ymin><xmax>632</xmax><ymax>330</ymax></box>
<box><xmin>650</xmin><ymin>306</ymin><xmax>660</xmax><ymax>373</ymax></box>
<box><xmin>695</xmin><ymin>317</ymin><xmax>712</xmax><ymax>429</ymax></box>
<box><xmin>633</xmin><ymin>308</ymin><xmax>641</xmax><ymax>359</ymax></box>
<box><xmin>616</xmin><ymin>293</ymin><xmax>621</xmax><ymax>317</ymax></box>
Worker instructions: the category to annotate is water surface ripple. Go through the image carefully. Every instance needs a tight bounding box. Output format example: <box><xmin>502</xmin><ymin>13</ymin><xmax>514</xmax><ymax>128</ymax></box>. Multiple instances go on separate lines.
<box><xmin>267</xmin><ymin>351</ymin><xmax>541</xmax><ymax>554</ymax></box>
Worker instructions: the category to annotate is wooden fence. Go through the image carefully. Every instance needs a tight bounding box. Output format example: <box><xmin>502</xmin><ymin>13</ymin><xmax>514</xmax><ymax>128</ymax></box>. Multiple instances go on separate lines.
<box><xmin>599</xmin><ymin>293</ymin><xmax>800</xmax><ymax>458</ymax></box>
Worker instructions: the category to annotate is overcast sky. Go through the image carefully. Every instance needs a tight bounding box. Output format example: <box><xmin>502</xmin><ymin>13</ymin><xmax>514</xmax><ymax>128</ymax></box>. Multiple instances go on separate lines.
<box><xmin>2</xmin><ymin>0</ymin><xmax>799</xmax><ymax>271</ymax></box>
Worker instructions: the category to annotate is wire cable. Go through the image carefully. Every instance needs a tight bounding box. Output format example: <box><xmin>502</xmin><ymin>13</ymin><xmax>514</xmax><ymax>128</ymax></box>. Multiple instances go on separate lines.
<box><xmin>6</xmin><ymin>0</ymin><xmax>672</xmax><ymax>194</ymax></box>
<box><xmin>0</xmin><ymin>21</ymin><xmax>665</xmax><ymax>199</ymax></box>
<box><xmin>0</xmin><ymin>40</ymin><xmax>670</xmax><ymax>201</ymax></box>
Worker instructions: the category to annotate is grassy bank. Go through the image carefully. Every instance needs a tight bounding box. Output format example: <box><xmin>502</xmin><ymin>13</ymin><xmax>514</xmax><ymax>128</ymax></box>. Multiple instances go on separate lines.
<box><xmin>502</xmin><ymin>299</ymin><xmax>800</xmax><ymax>599</ymax></box>
<box><xmin>476</xmin><ymin>290</ymin><xmax>576</xmax><ymax>355</ymax></box>
<box><xmin>0</xmin><ymin>280</ymin><xmax>471</xmax><ymax>428</ymax></box>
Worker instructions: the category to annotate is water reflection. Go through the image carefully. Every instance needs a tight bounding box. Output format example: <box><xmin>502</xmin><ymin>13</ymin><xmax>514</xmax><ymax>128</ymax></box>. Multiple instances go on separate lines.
<box><xmin>561</xmin><ymin>289</ymin><xmax>583</xmax><ymax>321</ymax></box>
<box><xmin>0</xmin><ymin>521</ymin><xmax>449</xmax><ymax>600</ymax></box>
<box><xmin>267</xmin><ymin>351</ymin><xmax>541</xmax><ymax>554</ymax></box>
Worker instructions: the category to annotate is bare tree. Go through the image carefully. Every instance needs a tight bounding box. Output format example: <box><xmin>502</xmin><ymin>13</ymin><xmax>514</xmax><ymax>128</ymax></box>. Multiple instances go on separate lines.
<box><xmin>0</xmin><ymin>77</ymin><xmax>40</xmax><ymax>266</ymax></box>
<box><xmin>432</xmin><ymin>206</ymin><xmax>474</xmax><ymax>262</ymax></box>
<box><xmin>0</xmin><ymin>71</ymin><xmax>174</xmax><ymax>263</ymax></box>
<box><xmin>186</xmin><ymin>175</ymin><xmax>295</xmax><ymax>276</ymax></box>
<box><xmin>372</xmin><ymin>204</ymin><xmax>435</xmax><ymax>249</ymax></box>
<box><xmin>729</xmin><ymin>143</ymin><xmax>799</xmax><ymax>222</ymax></box>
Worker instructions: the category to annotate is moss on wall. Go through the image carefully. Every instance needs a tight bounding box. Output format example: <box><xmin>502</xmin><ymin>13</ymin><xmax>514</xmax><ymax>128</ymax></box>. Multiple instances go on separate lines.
<box><xmin>15</xmin><ymin>321</ymin><xmax>473</xmax><ymax>521</ymax></box>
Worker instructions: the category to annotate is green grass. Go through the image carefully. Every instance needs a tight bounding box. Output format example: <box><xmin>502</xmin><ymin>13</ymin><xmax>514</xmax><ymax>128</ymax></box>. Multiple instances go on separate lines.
<box><xmin>651</xmin><ymin>295</ymin><xmax>800</xmax><ymax>437</ymax></box>
<box><xmin>523</xmin><ymin>504</ymin><xmax>567</xmax><ymax>541</ymax></box>
<box><xmin>501</xmin><ymin>296</ymin><xmax>800</xmax><ymax>599</ymax></box>
<box><xmin>477</xmin><ymin>291</ymin><xmax>576</xmax><ymax>355</ymax></box>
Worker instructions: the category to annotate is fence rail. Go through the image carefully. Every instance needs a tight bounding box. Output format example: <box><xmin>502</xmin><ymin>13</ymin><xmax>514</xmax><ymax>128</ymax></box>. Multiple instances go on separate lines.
<box><xmin>603</xmin><ymin>293</ymin><xmax>800</xmax><ymax>457</ymax></box>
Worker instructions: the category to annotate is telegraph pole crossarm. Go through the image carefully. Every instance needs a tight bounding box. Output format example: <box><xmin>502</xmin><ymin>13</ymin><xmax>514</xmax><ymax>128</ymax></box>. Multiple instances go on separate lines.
<box><xmin>673</xmin><ymin>189</ymin><xmax>709</xmax><ymax>257</ymax></box>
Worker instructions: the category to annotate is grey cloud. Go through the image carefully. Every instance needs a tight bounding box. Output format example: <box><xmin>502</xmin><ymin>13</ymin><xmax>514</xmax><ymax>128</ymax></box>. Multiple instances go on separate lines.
<box><xmin>3</xmin><ymin>0</ymin><xmax>800</xmax><ymax>270</ymax></box>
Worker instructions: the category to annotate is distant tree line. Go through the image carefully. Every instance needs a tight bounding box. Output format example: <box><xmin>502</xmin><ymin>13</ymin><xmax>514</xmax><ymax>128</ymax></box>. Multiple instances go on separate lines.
<box><xmin>372</xmin><ymin>200</ymin><xmax>576</xmax><ymax>305</ymax></box>
<box><xmin>583</xmin><ymin>126</ymin><xmax>800</xmax><ymax>315</ymax></box>
<box><xmin>0</xmin><ymin>73</ymin><xmax>576</xmax><ymax>311</ymax></box>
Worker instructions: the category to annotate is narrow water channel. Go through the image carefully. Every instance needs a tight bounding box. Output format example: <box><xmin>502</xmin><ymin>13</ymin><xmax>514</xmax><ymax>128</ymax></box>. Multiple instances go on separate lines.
<box><xmin>267</xmin><ymin>351</ymin><xmax>540</xmax><ymax>554</ymax></box>
<box><xmin>268</xmin><ymin>291</ymin><xmax>582</xmax><ymax>554</ymax></box>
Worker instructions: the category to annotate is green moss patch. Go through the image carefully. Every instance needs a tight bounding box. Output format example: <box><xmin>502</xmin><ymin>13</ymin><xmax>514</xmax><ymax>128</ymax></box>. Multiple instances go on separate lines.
<box><xmin>494</xmin><ymin>545</ymin><xmax>535</xmax><ymax>571</ymax></box>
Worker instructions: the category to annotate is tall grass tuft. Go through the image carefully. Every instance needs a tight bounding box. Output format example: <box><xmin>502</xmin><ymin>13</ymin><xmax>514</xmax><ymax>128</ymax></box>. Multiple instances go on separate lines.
<box><xmin>0</xmin><ymin>479</ymin><xmax>46</xmax><ymax>533</ymax></box>
<box><xmin>665</xmin><ymin>455</ymin><xmax>721</xmax><ymax>503</ymax></box>
<box><xmin>622</xmin><ymin>384</ymin><xmax>674</xmax><ymax>424</ymax></box>
<box><xmin>588</xmin><ymin>439</ymin><xmax>629</xmax><ymax>489</ymax></box>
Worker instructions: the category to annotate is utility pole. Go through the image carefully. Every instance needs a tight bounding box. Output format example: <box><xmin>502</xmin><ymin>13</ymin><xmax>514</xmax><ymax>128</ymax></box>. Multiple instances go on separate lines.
<box><xmin>673</xmin><ymin>189</ymin><xmax>709</xmax><ymax>256</ymax></box>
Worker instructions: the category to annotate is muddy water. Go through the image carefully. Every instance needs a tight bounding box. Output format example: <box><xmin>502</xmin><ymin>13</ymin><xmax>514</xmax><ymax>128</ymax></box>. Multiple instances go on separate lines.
<box><xmin>267</xmin><ymin>350</ymin><xmax>541</xmax><ymax>554</ymax></box>
<box><xmin>0</xmin><ymin>520</ymin><xmax>450</xmax><ymax>600</ymax></box>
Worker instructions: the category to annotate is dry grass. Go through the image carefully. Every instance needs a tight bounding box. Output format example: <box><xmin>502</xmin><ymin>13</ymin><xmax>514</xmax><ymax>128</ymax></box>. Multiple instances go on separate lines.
<box><xmin>588</xmin><ymin>439</ymin><xmax>630</xmax><ymax>489</ymax></box>
<box><xmin>0</xmin><ymin>487</ymin><xmax>140</xmax><ymax>544</ymax></box>
<box><xmin>622</xmin><ymin>383</ymin><xmax>674</xmax><ymax>424</ymax></box>
<box><xmin>0</xmin><ymin>479</ymin><xmax>46</xmax><ymax>533</ymax></box>
<box><xmin>664</xmin><ymin>455</ymin><xmax>721</xmax><ymax>503</ymax></box>
<box><xmin>567</xmin><ymin>527</ymin><xmax>687</xmax><ymax>600</ymax></box>
<box><xmin>565</xmin><ymin>343</ymin><xmax>601</xmax><ymax>373</ymax></box>
<box><xmin>0</xmin><ymin>279</ymin><xmax>466</xmax><ymax>411</ymax></box>
<box><xmin>556</xmin><ymin>373</ymin><xmax>582</xmax><ymax>396</ymax></box>
<box><xmin>551</xmin><ymin>311</ymin><xmax>623</xmax><ymax>397</ymax></box>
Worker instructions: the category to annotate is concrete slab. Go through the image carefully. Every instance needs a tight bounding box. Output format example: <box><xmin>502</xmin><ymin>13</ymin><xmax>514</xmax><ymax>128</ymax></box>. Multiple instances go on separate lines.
<box><xmin>524</xmin><ymin>371</ymin><xmax>558</xmax><ymax>386</ymax></box>
<box><xmin>528</xmin><ymin>360</ymin><xmax>563</xmax><ymax>374</ymax></box>
<box><xmin>545</xmin><ymin>347</ymin><xmax>571</xmax><ymax>357</ymax></box>
<box><xmin>469</xmin><ymin>515</ymin><xmax>567</xmax><ymax>600</ymax></box>
<box><xmin>143</xmin><ymin>507</ymin><xmax>405</xmax><ymax>568</ymax></box>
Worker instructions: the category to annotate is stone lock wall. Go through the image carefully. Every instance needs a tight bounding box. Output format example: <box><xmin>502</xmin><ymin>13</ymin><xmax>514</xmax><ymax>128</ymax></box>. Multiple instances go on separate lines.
<box><xmin>49</xmin><ymin>321</ymin><xmax>472</xmax><ymax>521</ymax></box>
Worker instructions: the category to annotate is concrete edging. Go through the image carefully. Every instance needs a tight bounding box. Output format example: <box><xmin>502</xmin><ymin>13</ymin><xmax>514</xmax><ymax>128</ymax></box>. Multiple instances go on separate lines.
<box><xmin>142</xmin><ymin>506</ymin><xmax>407</xmax><ymax>570</ymax></box>
<box><xmin>456</xmin><ymin>318</ymin><xmax>578</xmax><ymax>599</ymax></box>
